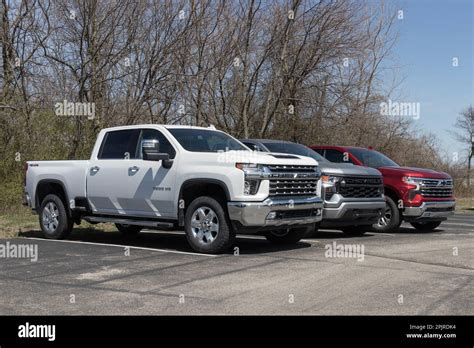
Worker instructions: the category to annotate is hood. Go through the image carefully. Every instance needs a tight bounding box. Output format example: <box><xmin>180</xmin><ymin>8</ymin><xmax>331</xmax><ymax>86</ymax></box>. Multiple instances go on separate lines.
<box><xmin>222</xmin><ymin>150</ymin><xmax>318</xmax><ymax>167</ymax></box>
<box><xmin>320</xmin><ymin>161</ymin><xmax>382</xmax><ymax>177</ymax></box>
<box><xmin>378</xmin><ymin>166</ymin><xmax>451</xmax><ymax>179</ymax></box>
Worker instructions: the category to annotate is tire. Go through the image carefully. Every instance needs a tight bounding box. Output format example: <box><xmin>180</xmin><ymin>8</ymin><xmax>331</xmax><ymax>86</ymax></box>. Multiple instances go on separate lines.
<box><xmin>372</xmin><ymin>196</ymin><xmax>402</xmax><ymax>233</ymax></box>
<box><xmin>342</xmin><ymin>225</ymin><xmax>370</xmax><ymax>236</ymax></box>
<box><xmin>184</xmin><ymin>196</ymin><xmax>235</xmax><ymax>254</ymax></box>
<box><xmin>264</xmin><ymin>226</ymin><xmax>312</xmax><ymax>244</ymax></box>
<box><xmin>39</xmin><ymin>194</ymin><xmax>73</xmax><ymax>239</ymax></box>
<box><xmin>410</xmin><ymin>221</ymin><xmax>442</xmax><ymax>231</ymax></box>
<box><xmin>115</xmin><ymin>224</ymin><xmax>142</xmax><ymax>236</ymax></box>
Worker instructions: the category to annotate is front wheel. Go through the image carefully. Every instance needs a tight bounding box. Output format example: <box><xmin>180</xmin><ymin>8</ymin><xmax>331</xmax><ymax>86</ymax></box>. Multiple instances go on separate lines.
<box><xmin>39</xmin><ymin>194</ymin><xmax>73</xmax><ymax>239</ymax></box>
<box><xmin>184</xmin><ymin>196</ymin><xmax>235</xmax><ymax>254</ymax></box>
<box><xmin>372</xmin><ymin>196</ymin><xmax>402</xmax><ymax>233</ymax></box>
<box><xmin>410</xmin><ymin>221</ymin><xmax>442</xmax><ymax>231</ymax></box>
<box><xmin>264</xmin><ymin>226</ymin><xmax>312</xmax><ymax>244</ymax></box>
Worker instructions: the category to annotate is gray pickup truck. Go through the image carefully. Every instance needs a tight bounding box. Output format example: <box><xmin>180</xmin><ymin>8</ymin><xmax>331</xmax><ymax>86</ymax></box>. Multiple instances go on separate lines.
<box><xmin>241</xmin><ymin>139</ymin><xmax>386</xmax><ymax>235</ymax></box>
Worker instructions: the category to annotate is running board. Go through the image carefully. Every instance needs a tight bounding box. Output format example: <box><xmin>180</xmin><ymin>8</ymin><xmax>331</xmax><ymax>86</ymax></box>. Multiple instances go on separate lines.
<box><xmin>84</xmin><ymin>216</ymin><xmax>175</xmax><ymax>229</ymax></box>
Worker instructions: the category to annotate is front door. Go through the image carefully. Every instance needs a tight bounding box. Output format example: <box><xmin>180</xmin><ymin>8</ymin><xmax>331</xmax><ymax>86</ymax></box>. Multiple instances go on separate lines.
<box><xmin>86</xmin><ymin>128</ymin><xmax>178</xmax><ymax>218</ymax></box>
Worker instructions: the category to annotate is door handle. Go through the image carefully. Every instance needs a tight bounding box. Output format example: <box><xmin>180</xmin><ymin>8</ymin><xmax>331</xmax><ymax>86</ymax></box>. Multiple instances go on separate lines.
<box><xmin>90</xmin><ymin>166</ymin><xmax>100</xmax><ymax>173</ymax></box>
<box><xmin>129</xmin><ymin>166</ymin><xmax>139</xmax><ymax>173</ymax></box>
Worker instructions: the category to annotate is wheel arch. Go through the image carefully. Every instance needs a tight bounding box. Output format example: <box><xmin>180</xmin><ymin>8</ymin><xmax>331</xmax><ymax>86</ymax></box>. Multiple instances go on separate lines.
<box><xmin>384</xmin><ymin>185</ymin><xmax>400</xmax><ymax>205</ymax></box>
<box><xmin>177</xmin><ymin>179</ymin><xmax>231</xmax><ymax>226</ymax></box>
<box><xmin>35</xmin><ymin>179</ymin><xmax>71</xmax><ymax>217</ymax></box>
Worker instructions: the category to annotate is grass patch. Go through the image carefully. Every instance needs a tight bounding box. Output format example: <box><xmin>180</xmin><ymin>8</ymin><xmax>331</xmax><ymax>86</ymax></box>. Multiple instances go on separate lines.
<box><xmin>456</xmin><ymin>197</ymin><xmax>474</xmax><ymax>211</ymax></box>
<box><xmin>0</xmin><ymin>209</ymin><xmax>116</xmax><ymax>239</ymax></box>
<box><xmin>0</xmin><ymin>211</ymin><xmax>38</xmax><ymax>238</ymax></box>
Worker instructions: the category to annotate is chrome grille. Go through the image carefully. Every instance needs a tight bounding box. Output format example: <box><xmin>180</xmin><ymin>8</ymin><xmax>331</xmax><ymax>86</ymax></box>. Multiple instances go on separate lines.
<box><xmin>268</xmin><ymin>165</ymin><xmax>319</xmax><ymax>197</ymax></box>
<box><xmin>420</xmin><ymin>179</ymin><xmax>453</xmax><ymax>198</ymax></box>
<box><xmin>267</xmin><ymin>165</ymin><xmax>317</xmax><ymax>173</ymax></box>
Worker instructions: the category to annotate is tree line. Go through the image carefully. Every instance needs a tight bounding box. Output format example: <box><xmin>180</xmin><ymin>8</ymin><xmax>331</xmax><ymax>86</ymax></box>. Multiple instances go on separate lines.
<box><xmin>0</xmin><ymin>0</ymin><xmax>471</xmax><ymax>212</ymax></box>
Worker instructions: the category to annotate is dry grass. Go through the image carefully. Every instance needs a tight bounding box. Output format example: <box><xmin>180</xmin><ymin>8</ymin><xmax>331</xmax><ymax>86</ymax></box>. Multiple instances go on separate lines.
<box><xmin>0</xmin><ymin>209</ymin><xmax>116</xmax><ymax>239</ymax></box>
<box><xmin>455</xmin><ymin>197</ymin><xmax>474</xmax><ymax>212</ymax></box>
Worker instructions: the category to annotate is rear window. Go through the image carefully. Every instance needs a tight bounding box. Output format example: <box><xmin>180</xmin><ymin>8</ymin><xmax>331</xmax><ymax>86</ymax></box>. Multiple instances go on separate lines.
<box><xmin>98</xmin><ymin>129</ymin><xmax>141</xmax><ymax>159</ymax></box>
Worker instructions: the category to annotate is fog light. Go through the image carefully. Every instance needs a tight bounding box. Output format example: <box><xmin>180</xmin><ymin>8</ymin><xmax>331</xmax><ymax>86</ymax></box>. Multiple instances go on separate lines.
<box><xmin>316</xmin><ymin>209</ymin><xmax>322</xmax><ymax>216</ymax></box>
<box><xmin>266</xmin><ymin>211</ymin><xmax>277</xmax><ymax>220</ymax></box>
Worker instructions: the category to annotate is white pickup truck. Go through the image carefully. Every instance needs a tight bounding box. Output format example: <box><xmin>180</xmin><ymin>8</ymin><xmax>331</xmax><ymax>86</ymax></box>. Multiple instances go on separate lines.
<box><xmin>23</xmin><ymin>125</ymin><xmax>323</xmax><ymax>253</ymax></box>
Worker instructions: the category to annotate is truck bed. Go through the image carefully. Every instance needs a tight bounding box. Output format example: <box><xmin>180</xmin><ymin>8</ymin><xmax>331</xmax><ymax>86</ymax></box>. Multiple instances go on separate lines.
<box><xmin>25</xmin><ymin>160</ymin><xmax>89</xmax><ymax>210</ymax></box>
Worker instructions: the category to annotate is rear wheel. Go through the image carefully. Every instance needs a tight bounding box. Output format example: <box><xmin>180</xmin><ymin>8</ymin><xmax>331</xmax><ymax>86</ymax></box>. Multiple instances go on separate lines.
<box><xmin>410</xmin><ymin>221</ymin><xmax>442</xmax><ymax>231</ymax></box>
<box><xmin>372</xmin><ymin>196</ymin><xmax>402</xmax><ymax>233</ymax></box>
<box><xmin>184</xmin><ymin>196</ymin><xmax>235</xmax><ymax>254</ymax></box>
<box><xmin>39</xmin><ymin>194</ymin><xmax>73</xmax><ymax>239</ymax></box>
<box><xmin>264</xmin><ymin>226</ymin><xmax>312</xmax><ymax>244</ymax></box>
<box><xmin>115</xmin><ymin>224</ymin><xmax>142</xmax><ymax>236</ymax></box>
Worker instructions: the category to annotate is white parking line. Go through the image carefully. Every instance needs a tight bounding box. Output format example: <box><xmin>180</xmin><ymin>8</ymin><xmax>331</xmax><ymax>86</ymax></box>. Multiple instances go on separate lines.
<box><xmin>439</xmin><ymin>222</ymin><xmax>474</xmax><ymax>227</ymax></box>
<box><xmin>141</xmin><ymin>230</ymin><xmax>184</xmax><ymax>235</ymax></box>
<box><xmin>23</xmin><ymin>237</ymin><xmax>217</xmax><ymax>257</ymax></box>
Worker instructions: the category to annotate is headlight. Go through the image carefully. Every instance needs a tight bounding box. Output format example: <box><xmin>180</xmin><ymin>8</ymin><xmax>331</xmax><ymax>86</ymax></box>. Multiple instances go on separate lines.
<box><xmin>321</xmin><ymin>175</ymin><xmax>341</xmax><ymax>200</ymax></box>
<box><xmin>321</xmin><ymin>175</ymin><xmax>341</xmax><ymax>184</ymax></box>
<box><xmin>402</xmin><ymin>176</ymin><xmax>424</xmax><ymax>190</ymax></box>
<box><xmin>235</xmin><ymin>163</ymin><xmax>263</xmax><ymax>171</ymax></box>
<box><xmin>236</xmin><ymin>163</ymin><xmax>265</xmax><ymax>195</ymax></box>
<box><xmin>402</xmin><ymin>176</ymin><xmax>424</xmax><ymax>185</ymax></box>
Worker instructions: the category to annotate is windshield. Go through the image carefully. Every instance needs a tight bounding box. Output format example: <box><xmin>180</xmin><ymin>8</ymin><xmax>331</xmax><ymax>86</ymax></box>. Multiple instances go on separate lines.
<box><xmin>350</xmin><ymin>148</ymin><xmax>399</xmax><ymax>168</ymax></box>
<box><xmin>262</xmin><ymin>142</ymin><xmax>328</xmax><ymax>162</ymax></box>
<box><xmin>167</xmin><ymin>128</ymin><xmax>247</xmax><ymax>152</ymax></box>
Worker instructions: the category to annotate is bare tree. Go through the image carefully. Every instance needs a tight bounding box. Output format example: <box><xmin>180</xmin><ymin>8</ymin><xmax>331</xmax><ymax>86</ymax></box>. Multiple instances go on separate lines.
<box><xmin>452</xmin><ymin>106</ymin><xmax>474</xmax><ymax>187</ymax></box>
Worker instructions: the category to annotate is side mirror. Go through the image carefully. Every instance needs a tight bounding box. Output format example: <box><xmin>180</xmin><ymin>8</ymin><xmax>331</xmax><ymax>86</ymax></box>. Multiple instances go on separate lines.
<box><xmin>142</xmin><ymin>140</ymin><xmax>172</xmax><ymax>168</ymax></box>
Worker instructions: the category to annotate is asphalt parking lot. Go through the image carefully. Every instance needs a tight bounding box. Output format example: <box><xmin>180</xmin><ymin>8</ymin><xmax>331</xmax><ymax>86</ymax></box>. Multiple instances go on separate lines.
<box><xmin>1</xmin><ymin>213</ymin><xmax>473</xmax><ymax>315</ymax></box>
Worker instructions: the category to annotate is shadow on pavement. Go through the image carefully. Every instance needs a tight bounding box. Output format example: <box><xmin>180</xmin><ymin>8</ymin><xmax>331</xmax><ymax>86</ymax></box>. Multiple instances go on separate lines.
<box><xmin>309</xmin><ymin>229</ymin><xmax>373</xmax><ymax>239</ymax></box>
<box><xmin>19</xmin><ymin>227</ymin><xmax>312</xmax><ymax>255</ymax></box>
<box><xmin>376</xmin><ymin>226</ymin><xmax>444</xmax><ymax>234</ymax></box>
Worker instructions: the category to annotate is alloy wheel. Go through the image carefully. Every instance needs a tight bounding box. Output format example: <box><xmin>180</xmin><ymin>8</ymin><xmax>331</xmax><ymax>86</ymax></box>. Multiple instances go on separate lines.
<box><xmin>190</xmin><ymin>206</ymin><xmax>219</xmax><ymax>244</ymax></box>
<box><xmin>42</xmin><ymin>201</ymin><xmax>59</xmax><ymax>233</ymax></box>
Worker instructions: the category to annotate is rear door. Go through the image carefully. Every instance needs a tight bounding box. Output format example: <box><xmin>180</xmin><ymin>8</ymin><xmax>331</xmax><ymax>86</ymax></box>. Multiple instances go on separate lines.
<box><xmin>86</xmin><ymin>129</ymin><xmax>142</xmax><ymax>216</ymax></box>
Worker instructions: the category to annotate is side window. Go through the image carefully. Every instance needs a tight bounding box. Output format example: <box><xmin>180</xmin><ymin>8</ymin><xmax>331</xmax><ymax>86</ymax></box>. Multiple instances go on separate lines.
<box><xmin>137</xmin><ymin>129</ymin><xmax>176</xmax><ymax>159</ymax></box>
<box><xmin>99</xmin><ymin>129</ymin><xmax>141</xmax><ymax>159</ymax></box>
<box><xmin>313</xmin><ymin>148</ymin><xmax>325</xmax><ymax>156</ymax></box>
<box><xmin>242</xmin><ymin>142</ymin><xmax>263</xmax><ymax>151</ymax></box>
<box><xmin>324</xmin><ymin>149</ymin><xmax>349</xmax><ymax>163</ymax></box>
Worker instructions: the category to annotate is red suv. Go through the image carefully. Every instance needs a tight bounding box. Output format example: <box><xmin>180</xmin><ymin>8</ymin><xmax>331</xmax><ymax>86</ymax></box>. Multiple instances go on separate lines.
<box><xmin>311</xmin><ymin>146</ymin><xmax>456</xmax><ymax>232</ymax></box>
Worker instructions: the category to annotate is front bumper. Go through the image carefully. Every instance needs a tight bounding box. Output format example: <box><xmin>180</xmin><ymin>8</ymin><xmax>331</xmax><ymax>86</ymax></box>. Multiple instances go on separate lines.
<box><xmin>227</xmin><ymin>196</ymin><xmax>323</xmax><ymax>229</ymax></box>
<box><xmin>321</xmin><ymin>197</ymin><xmax>386</xmax><ymax>226</ymax></box>
<box><xmin>403</xmin><ymin>201</ymin><xmax>455</xmax><ymax>221</ymax></box>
